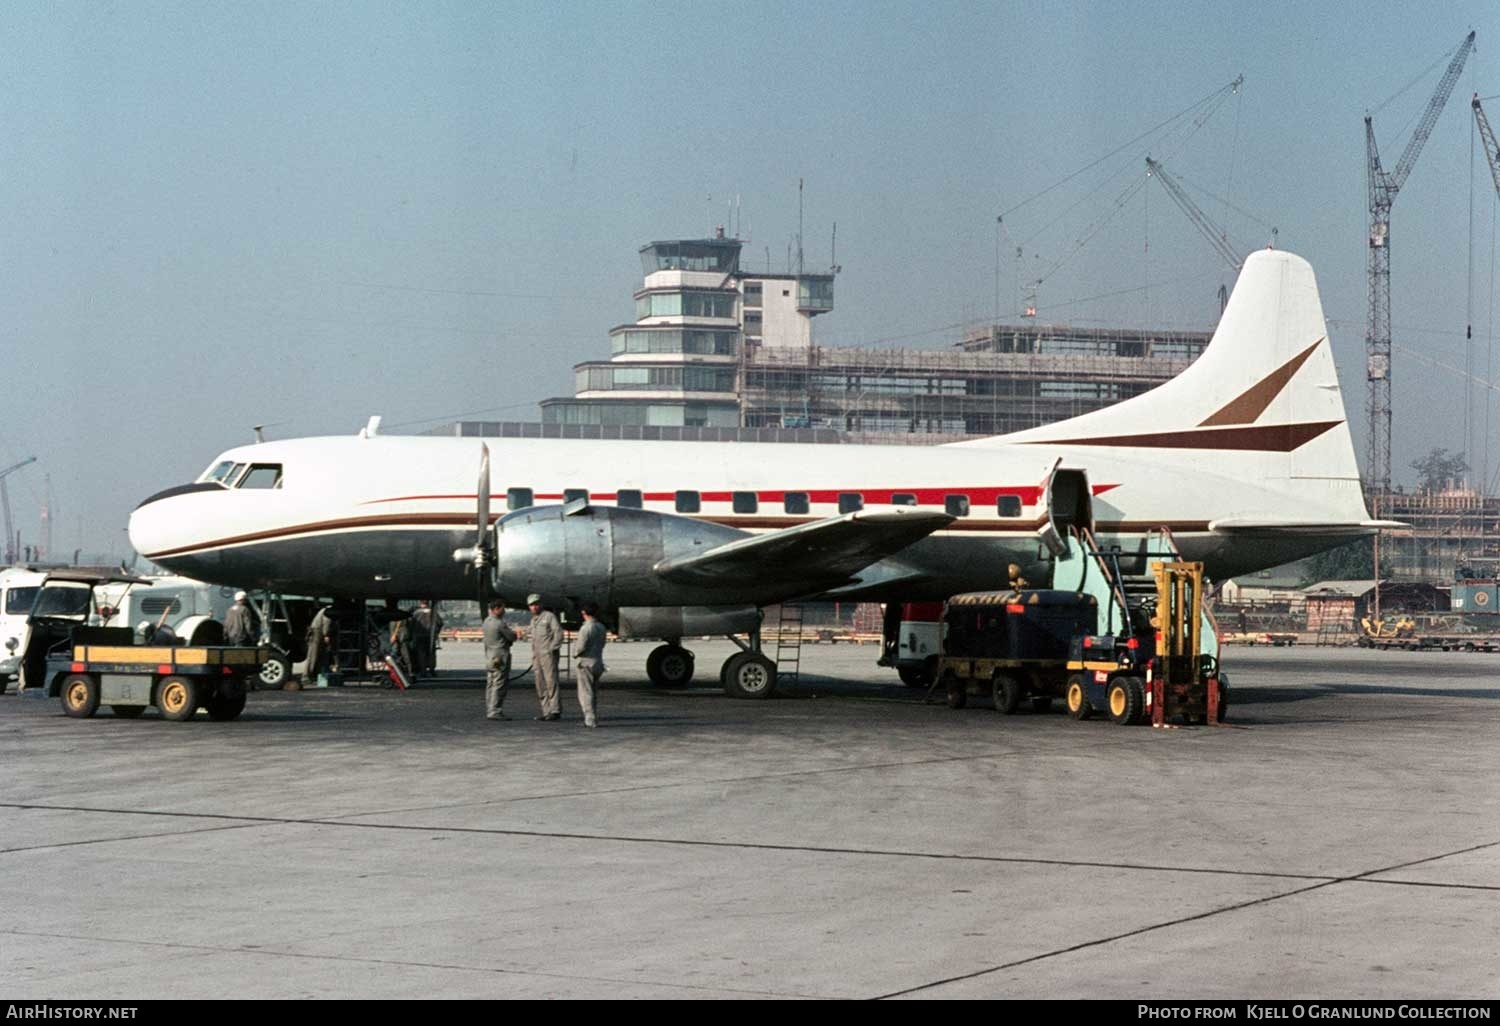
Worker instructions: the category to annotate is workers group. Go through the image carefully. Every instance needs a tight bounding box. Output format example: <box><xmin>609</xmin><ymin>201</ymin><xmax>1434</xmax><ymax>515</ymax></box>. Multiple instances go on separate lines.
<box><xmin>484</xmin><ymin>594</ymin><xmax>605</xmax><ymax>728</ymax></box>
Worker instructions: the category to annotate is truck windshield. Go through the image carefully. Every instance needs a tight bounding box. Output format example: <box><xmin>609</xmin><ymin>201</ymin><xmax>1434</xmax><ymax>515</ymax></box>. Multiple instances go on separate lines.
<box><xmin>32</xmin><ymin>586</ymin><xmax>92</xmax><ymax>618</ymax></box>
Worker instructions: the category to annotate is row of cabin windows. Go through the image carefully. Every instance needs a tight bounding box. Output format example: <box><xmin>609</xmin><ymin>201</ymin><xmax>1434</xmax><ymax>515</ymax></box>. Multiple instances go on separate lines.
<box><xmin>506</xmin><ymin>488</ymin><xmax>1024</xmax><ymax>518</ymax></box>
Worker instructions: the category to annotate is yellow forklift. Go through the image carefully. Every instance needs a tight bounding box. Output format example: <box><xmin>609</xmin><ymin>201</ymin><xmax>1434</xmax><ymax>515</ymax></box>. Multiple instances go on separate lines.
<box><xmin>1064</xmin><ymin>557</ymin><xmax>1227</xmax><ymax>726</ymax></box>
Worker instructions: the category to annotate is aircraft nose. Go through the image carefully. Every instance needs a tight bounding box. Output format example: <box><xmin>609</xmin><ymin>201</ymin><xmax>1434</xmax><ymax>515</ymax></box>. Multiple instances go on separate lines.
<box><xmin>128</xmin><ymin>483</ymin><xmax>218</xmax><ymax>558</ymax></box>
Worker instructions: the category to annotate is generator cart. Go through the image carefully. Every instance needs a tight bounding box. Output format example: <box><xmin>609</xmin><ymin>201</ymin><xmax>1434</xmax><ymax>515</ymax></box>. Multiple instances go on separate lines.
<box><xmin>935</xmin><ymin>589</ymin><xmax>1099</xmax><ymax>713</ymax></box>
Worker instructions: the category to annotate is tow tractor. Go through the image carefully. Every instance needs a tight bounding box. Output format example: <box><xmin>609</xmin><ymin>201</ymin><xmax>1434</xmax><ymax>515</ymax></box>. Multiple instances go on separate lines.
<box><xmin>19</xmin><ymin>571</ymin><xmax>268</xmax><ymax>721</ymax></box>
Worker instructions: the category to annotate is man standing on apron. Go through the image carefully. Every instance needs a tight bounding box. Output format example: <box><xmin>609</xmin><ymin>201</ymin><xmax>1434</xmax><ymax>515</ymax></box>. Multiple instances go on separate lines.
<box><xmin>527</xmin><ymin>594</ymin><xmax>563</xmax><ymax>721</ymax></box>
<box><xmin>483</xmin><ymin>599</ymin><xmax>516</xmax><ymax>721</ymax></box>
<box><xmin>574</xmin><ymin>604</ymin><xmax>608</xmax><ymax>729</ymax></box>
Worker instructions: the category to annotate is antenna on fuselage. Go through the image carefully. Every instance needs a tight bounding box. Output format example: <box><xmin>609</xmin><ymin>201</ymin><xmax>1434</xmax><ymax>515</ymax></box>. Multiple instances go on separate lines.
<box><xmin>253</xmin><ymin>425</ymin><xmax>266</xmax><ymax>443</ymax></box>
<box><xmin>360</xmin><ymin>415</ymin><xmax>382</xmax><ymax>439</ymax></box>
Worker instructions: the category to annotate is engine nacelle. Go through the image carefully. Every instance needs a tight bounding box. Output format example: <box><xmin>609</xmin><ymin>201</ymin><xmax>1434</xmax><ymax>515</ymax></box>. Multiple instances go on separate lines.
<box><xmin>616</xmin><ymin>605</ymin><xmax>761</xmax><ymax>640</ymax></box>
<box><xmin>491</xmin><ymin>504</ymin><xmax>750</xmax><ymax>611</ymax></box>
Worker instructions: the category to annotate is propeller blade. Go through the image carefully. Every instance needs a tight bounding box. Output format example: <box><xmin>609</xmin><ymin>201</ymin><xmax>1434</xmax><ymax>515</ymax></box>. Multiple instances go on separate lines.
<box><xmin>476</xmin><ymin>443</ymin><xmax>490</xmax><ymax>550</ymax></box>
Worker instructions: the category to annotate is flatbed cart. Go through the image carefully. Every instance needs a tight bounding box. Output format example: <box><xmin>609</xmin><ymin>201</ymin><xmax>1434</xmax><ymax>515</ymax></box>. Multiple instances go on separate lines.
<box><xmin>48</xmin><ymin>634</ymin><xmax>269</xmax><ymax>721</ymax></box>
<box><xmin>17</xmin><ymin>570</ymin><xmax>268</xmax><ymax>721</ymax></box>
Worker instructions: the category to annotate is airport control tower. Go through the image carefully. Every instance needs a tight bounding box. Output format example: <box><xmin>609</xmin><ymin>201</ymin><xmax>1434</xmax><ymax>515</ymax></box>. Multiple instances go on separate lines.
<box><xmin>541</xmin><ymin>230</ymin><xmax>835</xmax><ymax>429</ymax></box>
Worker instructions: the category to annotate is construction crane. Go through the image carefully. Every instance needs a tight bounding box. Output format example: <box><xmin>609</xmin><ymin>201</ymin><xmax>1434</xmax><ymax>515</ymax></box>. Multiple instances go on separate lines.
<box><xmin>1145</xmin><ymin>156</ymin><xmax>1242</xmax><ymax>271</ymax></box>
<box><xmin>1475</xmin><ymin>94</ymin><xmax>1500</xmax><ymax>200</ymax></box>
<box><xmin>0</xmin><ymin>457</ymin><xmax>37</xmax><ymax>565</ymax></box>
<box><xmin>1364</xmin><ymin>30</ymin><xmax>1475</xmax><ymax>498</ymax></box>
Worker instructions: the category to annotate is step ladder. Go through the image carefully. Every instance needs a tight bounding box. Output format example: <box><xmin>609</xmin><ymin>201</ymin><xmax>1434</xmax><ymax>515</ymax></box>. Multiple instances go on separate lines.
<box><xmin>331</xmin><ymin>607</ymin><xmax>369</xmax><ymax>679</ymax></box>
<box><xmin>772</xmin><ymin>604</ymin><xmax>804</xmax><ymax>685</ymax></box>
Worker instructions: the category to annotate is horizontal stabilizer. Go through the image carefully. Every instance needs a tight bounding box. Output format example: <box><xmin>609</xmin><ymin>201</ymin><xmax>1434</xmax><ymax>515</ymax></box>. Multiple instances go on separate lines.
<box><xmin>1209</xmin><ymin>518</ymin><xmax>1407</xmax><ymax>535</ymax></box>
<box><xmin>654</xmin><ymin>507</ymin><xmax>954</xmax><ymax>587</ymax></box>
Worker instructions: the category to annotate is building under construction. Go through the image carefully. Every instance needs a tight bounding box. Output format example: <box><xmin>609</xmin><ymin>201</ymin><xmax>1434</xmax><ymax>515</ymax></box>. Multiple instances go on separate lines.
<box><xmin>737</xmin><ymin>324</ymin><xmax>1207</xmax><ymax>438</ymax></box>
<box><xmin>1376</xmin><ymin>489</ymin><xmax>1500</xmax><ymax>582</ymax></box>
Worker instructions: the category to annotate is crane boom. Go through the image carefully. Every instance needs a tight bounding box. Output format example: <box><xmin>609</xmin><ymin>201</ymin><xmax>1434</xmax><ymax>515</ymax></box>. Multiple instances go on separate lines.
<box><xmin>1145</xmin><ymin>157</ymin><xmax>1241</xmax><ymax>271</ymax></box>
<box><xmin>1475</xmin><ymin>95</ymin><xmax>1500</xmax><ymax>200</ymax></box>
<box><xmin>0</xmin><ymin>456</ymin><xmax>37</xmax><ymax>565</ymax></box>
<box><xmin>1364</xmin><ymin>30</ymin><xmax>1476</xmax><ymax>498</ymax></box>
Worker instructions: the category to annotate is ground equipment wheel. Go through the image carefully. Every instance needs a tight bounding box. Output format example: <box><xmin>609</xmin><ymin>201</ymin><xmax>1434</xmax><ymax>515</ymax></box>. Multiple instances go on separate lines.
<box><xmin>110</xmin><ymin>705</ymin><xmax>146</xmax><ymax>718</ymax></box>
<box><xmin>1214</xmin><ymin>677</ymin><xmax>1230</xmax><ymax>723</ymax></box>
<box><xmin>647</xmin><ymin>644</ymin><xmax>695</xmax><ymax>688</ymax></box>
<box><xmin>992</xmin><ymin>674</ymin><xmax>1023</xmax><ymax>715</ymax></box>
<box><xmin>258</xmin><ymin>650</ymin><xmax>292</xmax><ymax>690</ymax></box>
<box><xmin>721</xmin><ymin>652</ymin><xmax>776</xmax><ymax>699</ymax></box>
<box><xmin>897</xmin><ymin>660</ymin><xmax>935</xmax><ymax>688</ymax></box>
<box><xmin>205</xmin><ymin>680</ymin><xmax>248</xmax><ymax>721</ymax></box>
<box><xmin>61</xmin><ymin>674</ymin><xmax>100</xmax><ymax>718</ymax></box>
<box><xmin>944</xmin><ymin>673</ymin><xmax>967</xmax><ymax>709</ymax></box>
<box><xmin>157</xmin><ymin>676</ymin><xmax>199</xmax><ymax>722</ymax></box>
<box><xmin>1065</xmin><ymin>675</ymin><xmax>1092</xmax><ymax>720</ymax></box>
<box><xmin>1107</xmin><ymin>676</ymin><xmax>1144</xmax><ymax>725</ymax></box>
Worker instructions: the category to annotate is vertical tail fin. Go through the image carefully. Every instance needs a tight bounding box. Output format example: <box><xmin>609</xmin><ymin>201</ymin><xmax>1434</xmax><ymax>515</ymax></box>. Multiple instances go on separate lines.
<box><xmin>952</xmin><ymin>249</ymin><xmax>1362</xmax><ymax>485</ymax></box>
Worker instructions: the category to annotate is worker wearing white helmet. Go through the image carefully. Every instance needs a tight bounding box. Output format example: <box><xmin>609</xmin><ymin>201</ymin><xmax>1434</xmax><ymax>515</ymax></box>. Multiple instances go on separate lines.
<box><xmin>224</xmin><ymin>590</ymin><xmax>256</xmax><ymax>647</ymax></box>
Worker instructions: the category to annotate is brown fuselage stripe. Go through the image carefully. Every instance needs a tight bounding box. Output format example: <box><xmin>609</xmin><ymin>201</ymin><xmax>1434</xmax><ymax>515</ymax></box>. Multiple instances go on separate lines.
<box><xmin>1020</xmin><ymin>420</ymin><xmax>1341</xmax><ymax>452</ymax></box>
<box><xmin>144</xmin><ymin>513</ymin><xmax>1222</xmax><ymax>561</ymax></box>
<box><xmin>1198</xmin><ymin>339</ymin><xmax>1324</xmax><ymax>427</ymax></box>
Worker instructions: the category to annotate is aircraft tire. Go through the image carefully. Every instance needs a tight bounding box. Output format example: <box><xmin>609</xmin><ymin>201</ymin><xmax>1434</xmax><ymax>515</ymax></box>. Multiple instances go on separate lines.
<box><xmin>1065</xmin><ymin>675</ymin><xmax>1092</xmax><ymax>721</ymax></box>
<box><xmin>721</xmin><ymin>652</ymin><xmax>776</xmax><ymax>700</ymax></box>
<box><xmin>110</xmin><ymin>705</ymin><xmax>146</xmax><ymax>718</ymax></box>
<box><xmin>157</xmin><ymin>676</ymin><xmax>199</xmax><ymax>722</ymax></box>
<box><xmin>258</xmin><ymin>651</ymin><xmax>292</xmax><ymax>691</ymax></box>
<box><xmin>61</xmin><ymin>674</ymin><xmax>100</xmax><ymax>719</ymax></box>
<box><xmin>992</xmin><ymin>674</ymin><xmax>1023</xmax><ymax>714</ymax></box>
<box><xmin>647</xmin><ymin>644</ymin><xmax>695</xmax><ymax>688</ymax></box>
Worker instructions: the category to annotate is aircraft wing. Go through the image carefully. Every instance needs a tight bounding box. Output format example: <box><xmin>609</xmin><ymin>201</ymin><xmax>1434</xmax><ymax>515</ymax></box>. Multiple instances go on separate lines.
<box><xmin>1209</xmin><ymin>518</ymin><xmax>1407</xmax><ymax>534</ymax></box>
<box><xmin>654</xmin><ymin>507</ymin><xmax>954</xmax><ymax>587</ymax></box>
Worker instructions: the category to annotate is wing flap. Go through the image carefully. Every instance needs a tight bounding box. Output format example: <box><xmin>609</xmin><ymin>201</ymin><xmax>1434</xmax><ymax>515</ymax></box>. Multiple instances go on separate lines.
<box><xmin>654</xmin><ymin>508</ymin><xmax>953</xmax><ymax>587</ymax></box>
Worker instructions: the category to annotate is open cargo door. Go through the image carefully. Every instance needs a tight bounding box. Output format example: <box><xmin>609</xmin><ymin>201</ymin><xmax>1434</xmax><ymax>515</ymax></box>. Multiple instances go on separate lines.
<box><xmin>1036</xmin><ymin>459</ymin><xmax>1095</xmax><ymax>561</ymax></box>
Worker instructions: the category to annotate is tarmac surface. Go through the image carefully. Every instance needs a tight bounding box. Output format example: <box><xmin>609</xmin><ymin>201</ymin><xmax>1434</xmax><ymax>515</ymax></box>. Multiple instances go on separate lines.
<box><xmin>2</xmin><ymin>640</ymin><xmax>1498</xmax><ymax>1000</ymax></box>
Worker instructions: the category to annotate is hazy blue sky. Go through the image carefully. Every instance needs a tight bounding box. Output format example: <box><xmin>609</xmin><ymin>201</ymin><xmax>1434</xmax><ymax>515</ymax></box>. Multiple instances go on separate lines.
<box><xmin>2</xmin><ymin>1</ymin><xmax>1498</xmax><ymax>558</ymax></box>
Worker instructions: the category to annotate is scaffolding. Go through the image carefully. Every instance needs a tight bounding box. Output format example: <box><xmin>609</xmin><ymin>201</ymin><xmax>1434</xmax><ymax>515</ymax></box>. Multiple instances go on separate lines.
<box><xmin>1377</xmin><ymin>490</ymin><xmax>1500</xmax><ymax>582</ymax></box>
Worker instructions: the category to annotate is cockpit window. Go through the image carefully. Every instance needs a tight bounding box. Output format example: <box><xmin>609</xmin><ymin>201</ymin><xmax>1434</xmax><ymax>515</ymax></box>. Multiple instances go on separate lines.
<box><xmin>201</xmin><ymin>460</ymin><xmax>238</xmax><ymax>484</ymax></box>
<box><xmin>237</xmin><ymin>464</ymin><xmax>283</xmax><ymax>489</ymax></box>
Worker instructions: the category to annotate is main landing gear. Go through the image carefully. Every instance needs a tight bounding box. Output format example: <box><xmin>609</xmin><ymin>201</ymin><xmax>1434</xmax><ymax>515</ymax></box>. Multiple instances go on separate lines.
<box><xmin>644</xmin><ymin>632</ymin><xmax>779</xmax><ymax>700</ymax></box>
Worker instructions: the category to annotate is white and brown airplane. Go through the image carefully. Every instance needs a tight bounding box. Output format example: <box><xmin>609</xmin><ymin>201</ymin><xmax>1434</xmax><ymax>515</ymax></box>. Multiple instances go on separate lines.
<box><xmin>128</xmin><ymin>249</ymin><xmax>1390</xmax><ymax>695</ymax></box>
